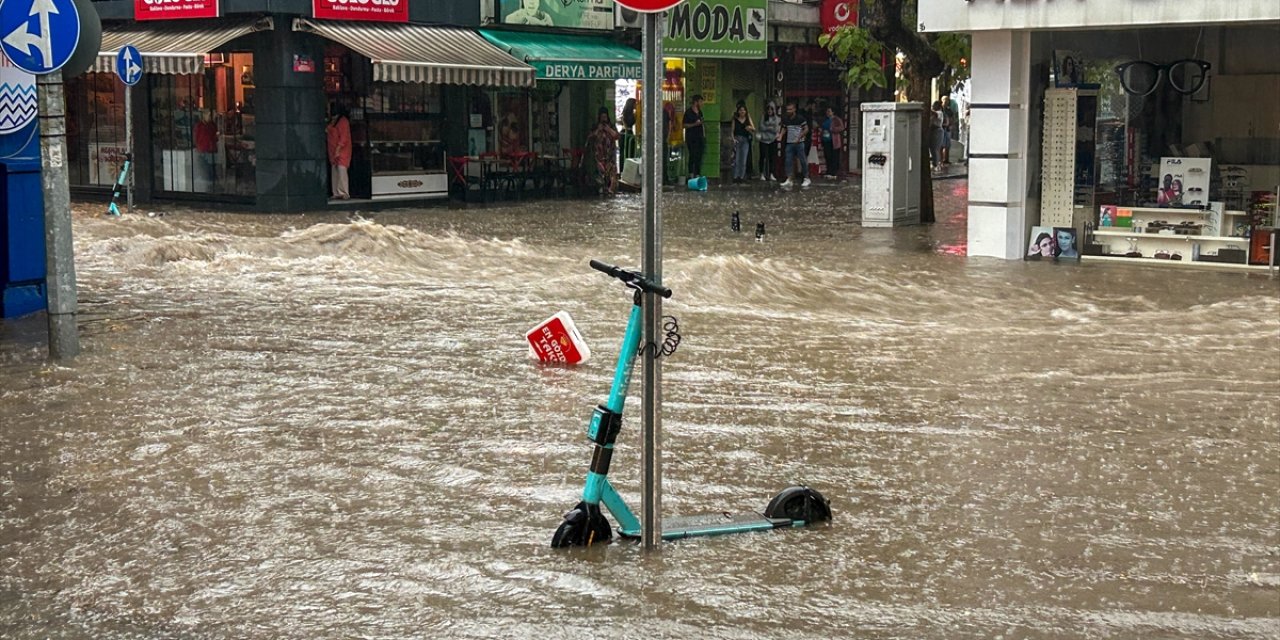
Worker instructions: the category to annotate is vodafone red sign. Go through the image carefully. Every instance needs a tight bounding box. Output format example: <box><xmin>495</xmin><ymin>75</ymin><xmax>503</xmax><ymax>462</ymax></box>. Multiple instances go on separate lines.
<box><xmin>615</xmin><ymin>0</ymin><xmax>684</xmax><ymax>13</ymax></box>
<box><xmin>820</xmin><ymin>0</ymin><xmax>859</xmax><ymax>34</ymax></box>
<box><xmin>136</xmin><ymin>0</ymin><xmax>220</xmax><ymax>21</ymax></box>
<box><xmin>314</xmin><ymin>0</ymin><xmax>408</xmax><ymax>23</ymax></box>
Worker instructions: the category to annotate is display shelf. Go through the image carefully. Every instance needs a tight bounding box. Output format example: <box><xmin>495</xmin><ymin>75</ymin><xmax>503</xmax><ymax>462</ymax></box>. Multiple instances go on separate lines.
<box><xmin>371</xmin><ymin>140</ymin><xmax>442</xmax><ymax>145</ymax></box>
<box><xmin>1082</xmin><ymin>255</ymin><xmax>1272</xmax><ymax>271</ymax></box>
<box><xmin>1093</xmin><ymin>230</ymin><xmax>1243</xmax><ymax>242</ymax></box>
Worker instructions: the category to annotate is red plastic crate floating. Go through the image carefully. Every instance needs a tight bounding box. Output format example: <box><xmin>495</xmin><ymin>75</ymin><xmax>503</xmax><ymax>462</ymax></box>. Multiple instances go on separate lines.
<box><xmin>526</xmin><ymin>311</ymin><xmax>591</xmax><ymax>364</ymax></box>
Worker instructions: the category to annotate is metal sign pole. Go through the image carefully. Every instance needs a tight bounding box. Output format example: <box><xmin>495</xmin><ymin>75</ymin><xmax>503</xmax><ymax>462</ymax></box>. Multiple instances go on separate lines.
<box><xmin>37</xmin><ymin>68</ymin><xmax>80</xmax><ymax>359</ymax></box>
<box><xmin>125</xmin><ymin>84</ymin><xmax>133</xmax><ymax>209</ymax></box>
<box><xmin>639</xmin><ymin>10</ymin><xmax>665</xmax><ymax>551</ymax></box>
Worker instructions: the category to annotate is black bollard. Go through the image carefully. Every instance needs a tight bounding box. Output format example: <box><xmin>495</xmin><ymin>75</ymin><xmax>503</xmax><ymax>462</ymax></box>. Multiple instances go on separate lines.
<box><xmin>731</xmin><ymin>211</ymin><xmax>740</xmax><ymax>232</ymax></box>
<box><xmin>755</xmin><ymin>222</ymin><xmax>765</xmax><ymax>242</ymax></box>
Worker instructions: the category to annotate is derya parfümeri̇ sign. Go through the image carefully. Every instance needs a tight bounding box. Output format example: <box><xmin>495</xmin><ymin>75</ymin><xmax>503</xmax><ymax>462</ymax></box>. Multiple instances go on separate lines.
<box><xmin>499</xmin><ymin>0</ymin><xmax>613</xmax><ymax>30</ymax></box>
<box><xmin>665</xmin><ymin>0</ymin><xmax>767</xmax><ymax>59</ymax></box>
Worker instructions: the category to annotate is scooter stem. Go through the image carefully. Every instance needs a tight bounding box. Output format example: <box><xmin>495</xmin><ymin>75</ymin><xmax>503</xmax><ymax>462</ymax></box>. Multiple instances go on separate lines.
<box><xmin>581</xmin><ymin>293</ymin><xmax>644</xmax><ymax>508</ymax></box>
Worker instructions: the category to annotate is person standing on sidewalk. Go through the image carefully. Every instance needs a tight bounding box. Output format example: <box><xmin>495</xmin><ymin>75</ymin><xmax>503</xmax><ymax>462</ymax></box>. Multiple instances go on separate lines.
<box><xmin>941</xmin><ymin>95</ymin><xmax>958</xmax><ymax>165</ymax></box>
<box><xmin>820</xmin><ymin>105</ymin><xmax>846</xmax><ymax>179</ymax></box>
<box><xmin>780</xmin><ymin>101</ymin><xmax>810</xmax><ymax>189</ymax></box>
<box><xmin>731</xmin><ymin>102</ymin><xmax>755</xmax><ymax>184</ymax></box>
<box><xmin>326</xmin><ymin>104</ymin><xmax>352</xmax><ymax>200</ymax></box>
<box><xmin>683</xmin><ymin>95</ymin><xmax>706</xmax><ymax>179</ymax></box>
<box><xmin>756</xmin><ymin>102</ymin><xmax>780</xmax><ymax>182</ymax></box>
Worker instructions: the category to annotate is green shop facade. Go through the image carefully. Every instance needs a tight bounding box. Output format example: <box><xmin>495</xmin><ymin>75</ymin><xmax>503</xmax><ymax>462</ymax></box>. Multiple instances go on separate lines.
<box><xmin>661</xmin><ymin>0</ymin><xmax>773</xmax><ymax>179</ymax></box>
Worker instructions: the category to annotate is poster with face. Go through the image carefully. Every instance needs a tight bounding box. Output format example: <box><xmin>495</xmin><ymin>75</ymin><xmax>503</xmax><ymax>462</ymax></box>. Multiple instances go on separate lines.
<box><xmin>1053</xmin><ymin>227</ymin><xmax>1079</xmax><ymax>260</ymax></box>
<box><xmin>1026</xmin><ymin>226</ymin><xmax>1057</xmax><ymax>260</ymax></box>
<box><xmin>497</xmin><ymin>93</ymin><xmax>528</xmax><ymax>155</ymax></box>
<box><xmin>1053</xmin><ymin>50</ymin><xmax>1085</xmax><ymax>87</ymax></box>
<box><xmin>1158</xmin><ymin>157</ymin><xmax>1211</xmax><ymax>207</ymax></box>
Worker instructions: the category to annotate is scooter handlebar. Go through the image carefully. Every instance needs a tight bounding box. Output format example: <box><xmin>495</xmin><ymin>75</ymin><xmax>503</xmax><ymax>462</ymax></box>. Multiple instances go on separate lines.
<box><xmin>589</xmin><ymin>260</ymin><xmax>672</xmax><ymax>298</ymax></box>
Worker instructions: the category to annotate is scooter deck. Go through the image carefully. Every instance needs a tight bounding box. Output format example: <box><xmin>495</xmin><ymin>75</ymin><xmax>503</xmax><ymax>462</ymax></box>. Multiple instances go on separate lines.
<box><xmin>618</xmin><ymin>512</ymin><xmax>800</xmax><ymax>541</ymax></box>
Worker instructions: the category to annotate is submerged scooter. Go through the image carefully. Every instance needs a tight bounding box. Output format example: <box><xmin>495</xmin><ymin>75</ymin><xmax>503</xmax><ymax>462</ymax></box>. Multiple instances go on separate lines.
<box><xmin>552</xmin><ymin>260</ymin><xmax>831</xmax><ymax>548</ymax></box>
<box><xmin>106</xmin><ymin>153</ymin><xmax>132</xmax><ymax>217</ymax></box>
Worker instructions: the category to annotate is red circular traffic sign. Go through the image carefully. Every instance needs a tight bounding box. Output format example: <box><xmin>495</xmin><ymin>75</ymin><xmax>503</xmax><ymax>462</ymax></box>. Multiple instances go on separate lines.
<box><xmin>615</xmin><ymin>0</ymin><xmax>683</xmax><ymax>12</ymax></box>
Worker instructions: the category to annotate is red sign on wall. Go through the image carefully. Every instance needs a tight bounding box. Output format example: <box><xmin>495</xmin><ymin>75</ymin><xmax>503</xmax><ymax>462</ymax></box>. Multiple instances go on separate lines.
<box><xmin>313</xmin><ymin>0</ymin><xmax>409</xmax><ymax>22</ymax></box>
<box><xmin>820</xmin><ymin>0</ymin><xmax>859</xmax><ymax>34</ymax></box>
<box><xmin>135</xmin><ymin>0</ymin><xmax>220</xmax><ymax>21</ymax></box>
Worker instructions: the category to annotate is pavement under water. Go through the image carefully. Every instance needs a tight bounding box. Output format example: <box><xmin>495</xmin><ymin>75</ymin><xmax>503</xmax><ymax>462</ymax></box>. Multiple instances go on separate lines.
<box><xmin>0</xmin><ymin>179</ymin><xmax>1278</xmax><ymax>639</ymax></box>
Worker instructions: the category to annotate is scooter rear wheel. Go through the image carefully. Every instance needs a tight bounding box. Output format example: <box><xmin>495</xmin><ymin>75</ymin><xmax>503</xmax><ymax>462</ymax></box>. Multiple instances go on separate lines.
<box><xmin>551</xmin><ymin>501</ymin><xmax>613</xmax><ymax>548</ymax></box>
<box><xmin>764</xmin><ymin>486</ymin><xmax>832</xmax><ymax>524</ymax></box>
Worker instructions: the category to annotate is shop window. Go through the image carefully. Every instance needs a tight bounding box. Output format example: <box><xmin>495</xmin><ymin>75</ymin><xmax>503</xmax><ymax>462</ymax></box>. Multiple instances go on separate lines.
<box><xmin>357</xmin><ymin>81</ymin><xmax>446</xmax><ymax>200</ymax></box>
<box><xmin>149</xmin><ymin>52</ymin><xmax>256</xmax><ymax>198</ymax></box>
<box><xmin>65</xmin><ymin>73</ymin><xmax>126</xmax><ymax>188</ymax></box>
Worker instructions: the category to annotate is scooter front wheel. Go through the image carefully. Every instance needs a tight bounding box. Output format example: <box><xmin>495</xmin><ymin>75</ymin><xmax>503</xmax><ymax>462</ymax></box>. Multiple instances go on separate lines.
<box><xmin>551</xmin><ymin>501</ymin><xmax>613</xmax><ymax>548</ymax></box>
<box><xmin>764</xmin><ymin>486</ymin><xmax>832</xmax><ymax>524</ymax></box>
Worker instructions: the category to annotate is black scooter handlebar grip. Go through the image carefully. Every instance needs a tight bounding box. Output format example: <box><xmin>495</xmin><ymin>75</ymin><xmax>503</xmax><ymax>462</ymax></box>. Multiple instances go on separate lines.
<box><xmin>589</xmin><ymin>259</ymin><xmax>619</xmax><ymax>277</ymax></box>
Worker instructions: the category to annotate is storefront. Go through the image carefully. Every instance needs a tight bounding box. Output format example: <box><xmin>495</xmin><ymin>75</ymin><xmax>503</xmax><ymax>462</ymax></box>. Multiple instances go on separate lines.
<box><xmin>69</xmin><ymin>0</ymin><xmax>532</xmax><ymax>211</ymax></box>
<box><xmin>293</xmin><ymin>19</ymin><xmax>534</xmax><ymax>201</ymax></box>
<box><xmin>479</xmin><ymin>29</ymin><xmax>641</xmax><ymax>158</ymax></box>
<box><xmin>662</xmin><ymin>0</ymin><xmax>771</xmax><ymax>180</ymax></box>
<box><xmin>72</xmin><ymin>17</ymin><xmax>272</xmax><ymax>202</ymax></box>
<box><xmin>919</xmin><ymin>0</ymin><xmax>1280</xmax><ymax>268</ymax></box>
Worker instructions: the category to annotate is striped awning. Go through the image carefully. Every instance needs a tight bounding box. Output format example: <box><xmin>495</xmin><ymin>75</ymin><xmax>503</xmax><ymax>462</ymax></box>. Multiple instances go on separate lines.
<box><xmin>292</xmin><ymin>19</ymin><xmax>534</xmax><ymax>87</ymax></box>
<box><xmin>93</xmin><ymin>17</ymin><xmax>273</xmax><ymax>75</ymax></box>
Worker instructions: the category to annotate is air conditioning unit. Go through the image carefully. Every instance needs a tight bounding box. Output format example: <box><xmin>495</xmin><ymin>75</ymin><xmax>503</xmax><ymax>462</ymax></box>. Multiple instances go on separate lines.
<box><xmin>616</xmin><ymin>7</ymin><xmax>643</xmax><ymax>29</ymax></box>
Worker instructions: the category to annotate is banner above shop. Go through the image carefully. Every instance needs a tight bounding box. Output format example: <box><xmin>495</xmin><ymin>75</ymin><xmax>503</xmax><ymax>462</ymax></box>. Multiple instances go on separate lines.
<box><xmin>820</xmin><ymin>0</ymin><xmax>858</xmax><ymax>34</ymax></box>
<box><xmin>665</xmin><ymin>0</ymin><xmax>767</xmax><ymax>60</ymax></box>
<box><xmin>313</xmin><ymin>0</ymin><xmax>407</xmax><ymax>23</ymax></box>
<box><xmin>534</xmin><ymin>60</ymin><xmax>641</xmax><ymax>81</ymax></box>
<box><xmin>499</xmin><ymin>0</ymin><xmax>614</xmax><ymax>30</ymax></box>
<box><xmin>135</xmin><ymin>0</ymin><xmax>220</xmax><ymax>21</ymax></box>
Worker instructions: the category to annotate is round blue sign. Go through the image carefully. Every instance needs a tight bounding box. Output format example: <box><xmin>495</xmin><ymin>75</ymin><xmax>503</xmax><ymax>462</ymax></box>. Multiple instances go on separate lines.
<box><xmin>0</xmin><ymin>0</ymin><xmax>81</xmax><ymax>75</ymax></box>
<box><xmin>116</xmin><ymin>44</ymin><xmax>142</xmax><ymax>86</ymax></box>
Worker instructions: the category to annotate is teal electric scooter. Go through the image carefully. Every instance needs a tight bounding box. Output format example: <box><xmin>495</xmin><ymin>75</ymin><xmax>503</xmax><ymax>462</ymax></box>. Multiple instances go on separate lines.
<box><xmin>106</xmin><ymin>153</ymin><xmax>132</xmax><ymax>217</ymax></box>
<box><xmin>552</xmin><ymin>260</ymin><xmax>832</xmax><ymax>548</ymax></box>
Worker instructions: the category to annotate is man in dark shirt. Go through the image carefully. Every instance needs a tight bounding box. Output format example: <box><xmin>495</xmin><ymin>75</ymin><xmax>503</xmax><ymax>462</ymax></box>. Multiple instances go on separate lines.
<box><xmin>780</xmin><ymin>101</ymin><xmax>810</xmax><ymax>188</ymax></box>
<box><xmin>682</xmin><ymin>95</ymin><xmax>706</xmax><ymax>178</ymax></box>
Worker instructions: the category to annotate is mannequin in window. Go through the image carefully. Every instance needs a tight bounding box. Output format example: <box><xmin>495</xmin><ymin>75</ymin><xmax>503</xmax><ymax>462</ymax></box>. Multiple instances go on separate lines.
<box><xmin>194</xmin><ymin>109</ymin><xmax>219</xmax><ymax>190</ymax></box>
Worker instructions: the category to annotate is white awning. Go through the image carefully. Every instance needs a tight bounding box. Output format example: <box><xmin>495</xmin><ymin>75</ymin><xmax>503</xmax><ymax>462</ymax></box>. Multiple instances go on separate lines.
<box><xmin>292</xmin><ymin>18</ymin><xmax>534</xmax><ymax>87</ymax></box>
<box><xmin>93</xmin><ymin>17</ymin><xmax>273</xmax><ymax>75</ymax></box>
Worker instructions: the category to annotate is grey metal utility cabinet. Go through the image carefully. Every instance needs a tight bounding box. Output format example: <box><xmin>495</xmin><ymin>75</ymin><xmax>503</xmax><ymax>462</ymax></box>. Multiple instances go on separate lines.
<box><xmin>860</xmin><ymin>102</ymin><xmax>922</xmax><ymax>227</ymax></box>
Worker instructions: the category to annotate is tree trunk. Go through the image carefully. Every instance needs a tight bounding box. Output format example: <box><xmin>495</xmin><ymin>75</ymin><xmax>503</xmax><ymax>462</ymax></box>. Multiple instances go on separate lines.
<box><xmin>864</xmin><ymin>0</ymin><xmax>946</xmax><ymax>225</ymax></box>
<box><xmin>907</xmin><ymin>67</ymin><xmax>937</xmax><ymax>224</ymax></box>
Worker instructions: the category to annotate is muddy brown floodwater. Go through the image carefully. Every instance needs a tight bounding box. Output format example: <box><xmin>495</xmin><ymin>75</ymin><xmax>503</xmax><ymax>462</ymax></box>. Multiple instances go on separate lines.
<box><xmin>1</xmin><ymin>181</ymin><xmax>1278</xmax><ymax>639</ymax></box>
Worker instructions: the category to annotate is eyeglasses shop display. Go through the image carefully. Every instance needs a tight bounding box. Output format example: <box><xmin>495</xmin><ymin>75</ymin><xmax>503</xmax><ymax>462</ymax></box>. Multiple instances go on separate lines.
<box><xmin>1114</xmin><ymin>59</ymin><xmax>1212</xmax><ymax>96</ymax></box>
<box><xmin>1086</xmin><ymin>157</ymin><xmax>1277</xmax><ymax>269</ymax></box>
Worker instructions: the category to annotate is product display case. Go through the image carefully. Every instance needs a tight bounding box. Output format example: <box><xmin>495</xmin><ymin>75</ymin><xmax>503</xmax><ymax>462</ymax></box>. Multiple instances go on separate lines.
<box><xmin>1086</xmin><ymin>203</ymin><xmax>1269</xmax><ymax>269</ymax></box>
<box><xmin>361</xmin><ymin>82</ymin><xmax>447</xmax><ymax>200</ymax></box>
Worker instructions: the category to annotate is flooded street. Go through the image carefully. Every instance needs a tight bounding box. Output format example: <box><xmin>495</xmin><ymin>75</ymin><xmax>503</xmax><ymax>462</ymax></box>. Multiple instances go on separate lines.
<box><xmin>1</xmin><ymin>181</ymin><xmax>1278</xmax><ymax>638</ymax></box>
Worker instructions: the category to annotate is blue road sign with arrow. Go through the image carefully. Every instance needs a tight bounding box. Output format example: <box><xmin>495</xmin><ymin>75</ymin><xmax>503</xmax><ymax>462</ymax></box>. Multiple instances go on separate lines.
<box><xmin>0</xmin><ymin>0</ymin><xmax>81</xmax><ymax>75</ymax></box>
<box><xmin>116</xmin><ymin>44</ymin><xmax>141</xmax><ymax>86</ymax></box>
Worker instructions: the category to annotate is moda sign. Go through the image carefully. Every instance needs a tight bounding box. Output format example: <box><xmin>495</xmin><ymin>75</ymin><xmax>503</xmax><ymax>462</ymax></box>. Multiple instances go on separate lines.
<box><xmin>313</xmin><ymin>0</ymin><xmax>408</xmax><ymax>22</ymax></box>
<box><xmin>135</xmin><ymin>0</ymin><xmax>219</xmax><ymax>21</ymax></box>
<box><xmin>664</xmin><ymin>0</ymin><xmax>767</xmax><ymax>59</ymax></box>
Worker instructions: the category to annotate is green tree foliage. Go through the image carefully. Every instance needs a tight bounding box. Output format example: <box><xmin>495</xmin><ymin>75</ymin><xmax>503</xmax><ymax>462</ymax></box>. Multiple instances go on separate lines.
<box><xmin>819</xmin><ymin>0</ymin><xmax>971</xmax><ymax>100</ymax></box>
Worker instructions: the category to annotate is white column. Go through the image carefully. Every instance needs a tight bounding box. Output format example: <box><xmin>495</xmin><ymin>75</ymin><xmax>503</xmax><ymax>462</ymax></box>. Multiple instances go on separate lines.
<box><xmin>966</xmin><ymin>30</ymin><xmax>1032</xmax><ymax>260</ymax></box>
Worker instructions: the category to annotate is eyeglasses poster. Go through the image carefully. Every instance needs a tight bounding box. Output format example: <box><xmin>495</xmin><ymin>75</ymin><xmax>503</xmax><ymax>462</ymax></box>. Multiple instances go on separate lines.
<box><xmin>1157</xmin><ymin>157</ymin><xmax>1211</xmax><ymax>207</ymax></box>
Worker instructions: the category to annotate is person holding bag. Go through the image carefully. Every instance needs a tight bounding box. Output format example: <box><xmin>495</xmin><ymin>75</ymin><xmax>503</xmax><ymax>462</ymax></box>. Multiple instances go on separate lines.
<box><xmin>731</xmin><ymin>101</ymin><xmax>756</xmax><ymax>184</ymax></box>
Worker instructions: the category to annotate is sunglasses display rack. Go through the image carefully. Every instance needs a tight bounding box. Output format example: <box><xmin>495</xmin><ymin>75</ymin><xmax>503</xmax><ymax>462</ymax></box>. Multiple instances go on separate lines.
<box><xmin>1087</xmin><ymin>202</ymin><xmax>1273</xmax><ymax>271</ymax></box>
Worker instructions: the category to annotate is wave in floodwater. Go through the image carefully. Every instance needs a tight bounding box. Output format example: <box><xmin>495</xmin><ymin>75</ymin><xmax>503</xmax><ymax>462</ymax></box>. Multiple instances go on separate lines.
<box><xmin>0</xmin><ymin>200</ymin><xmax>1277</xmax><ymax>639</ymax></box>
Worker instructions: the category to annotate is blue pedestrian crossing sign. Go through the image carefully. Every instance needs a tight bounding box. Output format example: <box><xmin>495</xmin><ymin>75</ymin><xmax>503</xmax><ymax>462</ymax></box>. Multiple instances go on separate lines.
<box><xmin>116</xmin><ymin>44</ymin><xmax>142</xmax><ymax>86</ymax></box>
<box><xmin>0</xmin><ymin>0</ymin><xmax>81</xmax><ymax>75</ymax></box>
